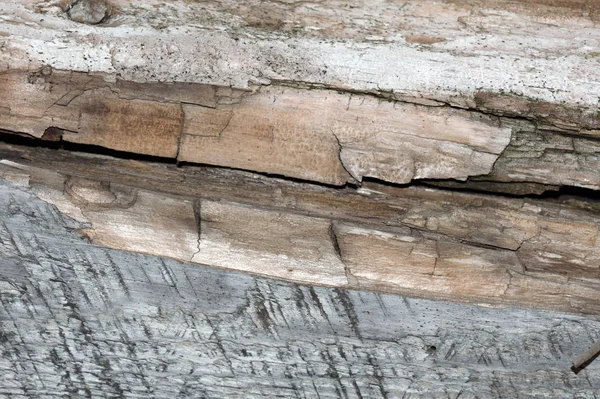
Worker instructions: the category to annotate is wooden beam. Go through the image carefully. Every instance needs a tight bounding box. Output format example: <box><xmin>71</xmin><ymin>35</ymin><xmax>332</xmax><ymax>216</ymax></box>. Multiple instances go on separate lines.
<box><xmin>1</xmin><ymin>143</ymin><xmax>599</xmax><ymax>316</ymax></box>
<box><xmin>1</xmin><ymin>0</ymin><xmax>600</xmax><ymax>192</ymax></box>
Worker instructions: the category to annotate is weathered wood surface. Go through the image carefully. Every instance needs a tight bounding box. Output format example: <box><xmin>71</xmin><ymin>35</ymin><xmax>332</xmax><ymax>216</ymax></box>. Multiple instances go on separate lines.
<box><xmin>2</xmin><ymin>143</ymin><xmax>600</xmax><ymax>316</ymax></box>
<box><xmin>1</xmin><ymin>178</ymin><xmax>600</xmax><ymax>398</ymax></box>
<box><xmin>2</xmin><ymin>1</ymin><xmax>600</xmax><ymax>396</ymax></box>
<box><xmin>5</xmin><ymin>0</ymin><xmax>599</xmax><ymax>107</ymax></box>
<box><xmin>0</xmin><ymin>69</ymin><xmax>513</xmax><ymax>186</ymax></box>
<box><xmin>1</xmin><ymin>0</ymin><xmax>599</xmax><ymax>191</ymax></box>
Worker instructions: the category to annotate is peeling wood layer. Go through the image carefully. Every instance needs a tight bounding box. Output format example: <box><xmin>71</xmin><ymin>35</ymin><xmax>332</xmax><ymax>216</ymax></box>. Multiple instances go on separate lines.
<box><xmin>487</xmin><ymin>129</ymin><xmax>600</xmax><ymax>190</ymax></box>
<box><xmin>1</xmin><ymin>0</ymin><xmax>600</xmax><ymax>190</ymax></box>
<box><xmin>0</xmin><ymin>70</ymin><xmax>512</xmax><ymax>186</ymax></box>
<box><xmin>5</xmin><ymin>0</ymin><xmax>599</xmax><ymax>108</ymax></box>
<box><xmin>2</xmin><ymin>0</ymin><xmax>600</xmax><ymax>395</ymax></box>
<box><xmin>178</xmin><ymin>86</ymin><xmax>511</xmax><ymax>185</ymax></box>
<box><xmin>3</xmin><ymin>69</ymin><xmax>600</xmax><ymax>192</ymax></box>
<box><xmin>1</xmin><ymin>143</ymin><xmax>600</xmax><ymax>316</ymax></box>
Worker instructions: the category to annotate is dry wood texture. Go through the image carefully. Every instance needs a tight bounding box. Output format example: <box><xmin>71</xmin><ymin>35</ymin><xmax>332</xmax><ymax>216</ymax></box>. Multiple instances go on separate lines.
<box><xmin>1</xmin><ymin>177</ymin><xmax>599</xmax><ymax>398</ymax></box>
<box><xmin>1</xmin><ymin>143</ymin><xmax>600</xmax><ymax>317</ymax></box>
<box><xmin>3</xmin><ymin>67</ymin><xmax>600</xmax><ymax>191</ymax></box>
<box><xmin>2</xmin><ymin>0</ymin><xmax>600</xmax><ymax>395</ymax></box>
<box><xmin>0</xmin><ymin>0</ymin><xmax>599</xmax><ymax>191</ymax></box>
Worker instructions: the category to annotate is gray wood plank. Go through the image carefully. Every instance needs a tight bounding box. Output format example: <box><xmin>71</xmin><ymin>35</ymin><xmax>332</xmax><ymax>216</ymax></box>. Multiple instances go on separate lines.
<box><xmin>1</xmin><ymin>179</ymin><xmax>599</xmax><ymax>398</ymax></box>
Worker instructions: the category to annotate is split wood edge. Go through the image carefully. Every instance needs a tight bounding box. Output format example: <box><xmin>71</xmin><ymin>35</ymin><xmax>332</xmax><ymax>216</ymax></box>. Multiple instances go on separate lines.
<box><xmin>1</xmin><ymin>152</ymin><xmax>600</xmax><ymax>318</ymax></box>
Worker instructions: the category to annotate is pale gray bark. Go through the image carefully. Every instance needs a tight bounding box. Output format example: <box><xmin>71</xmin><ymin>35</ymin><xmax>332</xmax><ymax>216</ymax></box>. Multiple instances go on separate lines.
<box><xmin>1</xmin><ymin>179</ymin><xmax>600</xmax><ymax>398</ymax></box>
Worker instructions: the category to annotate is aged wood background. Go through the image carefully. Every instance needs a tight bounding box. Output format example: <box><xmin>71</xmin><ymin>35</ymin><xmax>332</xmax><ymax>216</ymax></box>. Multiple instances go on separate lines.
<box><xmin>1</xmin><ymin>179</ymin><xmax>600</xmax><ymax>398</ymax></box>
<box><xmin>2</xmin><ymin>0</ymin><xmax>600</xmax><ymax>191</ymax></box>
<box><xmin>2</xmin><ymin>0</ymin><xmax>600</xmax><ymax>396</ymax></box>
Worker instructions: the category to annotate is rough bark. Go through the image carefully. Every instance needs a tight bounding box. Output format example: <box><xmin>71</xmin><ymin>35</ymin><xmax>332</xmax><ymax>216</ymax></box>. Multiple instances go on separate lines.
<box><xmin>1</xmin><ymin>178</ymin><xmax>600</xmax><ymax>398</ymax></box>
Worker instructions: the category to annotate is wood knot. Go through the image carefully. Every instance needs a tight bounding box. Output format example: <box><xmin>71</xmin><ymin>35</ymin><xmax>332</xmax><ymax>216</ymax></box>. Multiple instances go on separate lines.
<box><xmin>65</xmin><ymin>177</ymin><xmax>136</xmax><ymax>210</ymax></box>
<box><xmin>66</xmin><ymin>0</ymin><xmax>112</xmax><ymax>25</ymax></box>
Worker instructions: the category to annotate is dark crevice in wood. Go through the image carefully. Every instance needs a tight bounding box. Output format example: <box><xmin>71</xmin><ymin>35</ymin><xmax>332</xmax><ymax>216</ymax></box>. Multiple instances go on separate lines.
<box><xmin>0</xmin><ymin>130</ymin><xmax>175</xmax><ymax>164</ymax></box>
<box><xmin>414</xmin><ymin>178</ymin><xmax>600</xmax><ymax>203</ymax></box>
<box><xmin>191</xmin><ymin>200</ymin><xmax>202</xmax><ymax>262</ymax></box>
<box><xmin>328</xmin><ymin>221</ymin><xmax>343</xmax><ymax>261</ymax></box>
<box><xmin>2</xmin><ymin>129</ymin><xmax>600</xmax><ymax>206</ymax></box>
<box><xmin>176</xmin><ymin>160</ymin><xmax>359</xmax><ymax>189</ymax></box>
<box><xmin>362</xmin><ymin>175</ymin><xmax>600</xmax><ymax>206</ymax></box>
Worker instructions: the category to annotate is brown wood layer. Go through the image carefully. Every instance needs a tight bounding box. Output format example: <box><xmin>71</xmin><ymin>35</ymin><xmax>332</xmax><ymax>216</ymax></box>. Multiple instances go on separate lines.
<box><xmin>1</xmin><ymin>143</ymin><xmax>599</xmax><ymax>316</ymax></box>
<box><xmin>3</xmin><ymin>69</ymin><xmax>600</xmax><ymax>192</ymax></box>
<box><xmin>2</xmin><ymin>180</ymin><xmax>599</xmax><ymax>397</ymax></box>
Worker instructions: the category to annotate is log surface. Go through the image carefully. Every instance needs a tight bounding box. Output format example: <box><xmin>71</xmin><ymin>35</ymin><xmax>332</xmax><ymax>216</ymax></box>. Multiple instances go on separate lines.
<box><xmin>1</xmin><ymin>143</ymin><xmax>600</xmax><ymax>316</ymax></box>
<box><xmin>1</xmin><ymin>0</ymin><xmax>600</xmax><ymax>191</ymax></box>
<box><xmin>1</xmin><ymin>178</ymin><xmax>600</xmax><ymax>398</ymax></box>
<box><xmin>2</xmin><ymin>1</ymin><xmax>600</xmax><ymax>395</ymax></box>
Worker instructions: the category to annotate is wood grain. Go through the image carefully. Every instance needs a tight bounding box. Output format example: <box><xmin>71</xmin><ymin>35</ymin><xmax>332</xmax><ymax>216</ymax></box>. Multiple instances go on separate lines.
<box><xmin>4</xmin><ymin>69</ymin><xmax>600</xmax><ymax>192</ymax></box>
<box><xmin>1</xmin><ymin>178</ymin><xmax>599</xmax><ymax>398</ymax></box>
<box><xmin>179</xmin><ymin>87</ymin><xmax>509</xmax><ymax>185</ymax></box>
<box><xmin>1</xmin><ymin>0</ymin><xmax>599</xmax><ymax>190</ymax></box>
<box><xmin>1</xmin><ymin>145</ymin><xmax>599</xmax><ymax>316</ymax></box>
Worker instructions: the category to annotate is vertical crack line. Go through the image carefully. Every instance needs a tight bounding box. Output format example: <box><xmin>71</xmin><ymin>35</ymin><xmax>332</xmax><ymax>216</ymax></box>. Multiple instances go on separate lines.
<box><xmin>191</xmin><ymin>200</ymin><xmax>202</xmax><ymax>262</ymax></box>
<box><xmin>486</xmin><ymin>121</ymin><xmax>516</xmax><ymax>177</ymax></box>
<box><xmin>331</xmin><ymin>130</ymin><xmax>360</xmax><ymax>184</ymax></box>
<box><xmin>329</xmin><ymin>220</ymin><xmax>355</xmax><ymax>287</ymax></box>
<box><xmin>218</xmin><ymin>112</ymin><xmax>234</xmax><ymax>138</ymax></box>
<box><xmin>432</xmin><ymin>241</ymin><xmax>439</xmax><ymax>276</ymax></box>
<box><xmin>328</xmin><ymin>220</ymin><xmax>342</xmax><ymax>261</ymax></box>
<box><xmin>176</xmin><ymin>103</ymin><xmax>185</xmax><ymax>163</ymax></box>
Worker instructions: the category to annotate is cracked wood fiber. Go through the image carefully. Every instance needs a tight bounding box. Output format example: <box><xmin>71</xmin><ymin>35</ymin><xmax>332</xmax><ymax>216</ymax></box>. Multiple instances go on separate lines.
<box><xmin>1</xmin><ymin>0</ymin><xmax>600</xmax><ymax>395</ymax></box>
<box><xmin>0</xmin><ymin>0</ymin><xmax>599</xmax><ymax>191</ymax></box>
<box><xmin>0</xmin><ymin>178</ymin><xmax>599</xmax><ymax>398</ymax></box>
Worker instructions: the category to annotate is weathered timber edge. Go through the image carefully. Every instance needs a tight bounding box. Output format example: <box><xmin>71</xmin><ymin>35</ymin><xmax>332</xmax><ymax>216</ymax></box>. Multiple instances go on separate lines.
<box><xmin>1</xmin><ymin>143</ymin><xmax>600</xmax><ymax>317</ymax></box>
<box><xmin>1</xmin><ymin>0</ymin><xmax>600</xmax><ymax>191</ymax></box>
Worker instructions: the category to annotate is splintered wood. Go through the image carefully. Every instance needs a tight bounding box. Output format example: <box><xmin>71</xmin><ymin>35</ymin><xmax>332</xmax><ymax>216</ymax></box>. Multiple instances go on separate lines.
<box><xmin>1</xmin><ymin>0</ymin><xmax>600</xmax><ymax>396</ymax></box>
<box><xmin>179</xmin><ymin>87</ymin><xmax>510</xmax><ymax>185</ymax></box>
<box><xmin>0</xmin><ymin>70</ymin><xmax>511</xmax><ymax>186</ymax></box>
<box><xmin>1</xmin><ymin>147</ymin><xmax>599</xmax><ymax>316</ymax></box>
<box><xmin>3</xmin><ymin>67</ymin><xmax>600</xmax><ymax>193</ymax></box>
